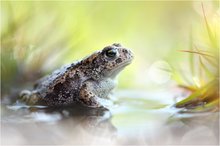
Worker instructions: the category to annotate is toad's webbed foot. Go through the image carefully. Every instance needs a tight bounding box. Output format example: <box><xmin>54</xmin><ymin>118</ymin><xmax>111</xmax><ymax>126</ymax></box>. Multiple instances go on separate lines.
<box><xmin>19</xmin><ymin>90</ymin><xmax>40</xmax><ymax>105</ymax></box>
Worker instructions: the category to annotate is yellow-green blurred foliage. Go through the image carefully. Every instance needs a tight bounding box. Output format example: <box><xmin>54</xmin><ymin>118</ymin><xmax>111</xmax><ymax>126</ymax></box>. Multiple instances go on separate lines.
<box><xmin>1</xmin><ymin>1</ymin><xmax>219</xmax><ymax>96</ymax></box>
<box><xmin>174</xmin><ymin>3</ymin><xmax>219</xmax><ymax>111</ymax></box>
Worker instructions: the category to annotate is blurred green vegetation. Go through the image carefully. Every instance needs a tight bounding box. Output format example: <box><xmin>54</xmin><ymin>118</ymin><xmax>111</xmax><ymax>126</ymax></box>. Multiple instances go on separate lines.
<box><xmin>1</xmin><ymin>1</ymin><xmax>219</xmax><ymax>107</ymax></box>
<box><xmin>174</xmin><ymin>3</ymin><xmax>219</xmax><ymax>112</ymax></box>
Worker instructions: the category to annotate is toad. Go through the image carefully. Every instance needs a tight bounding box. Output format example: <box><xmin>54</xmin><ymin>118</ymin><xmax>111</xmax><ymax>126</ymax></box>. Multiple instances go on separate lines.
<box><xmin>19</xmin><ymin>43</ymin><xmax>133</xmax><ymax>108</ymax></box>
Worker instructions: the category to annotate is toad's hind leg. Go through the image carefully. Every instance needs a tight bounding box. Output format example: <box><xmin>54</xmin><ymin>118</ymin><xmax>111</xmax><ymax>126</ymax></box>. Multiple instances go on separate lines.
<box><xmin>19</xmin><ymin>90</ymin><xmax>40</xmax><ymax>105</ymax></box>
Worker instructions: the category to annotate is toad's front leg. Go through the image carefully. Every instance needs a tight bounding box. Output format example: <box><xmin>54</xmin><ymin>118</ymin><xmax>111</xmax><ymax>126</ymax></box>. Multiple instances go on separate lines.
<box><xmin>79</xmin><ymin>83</ymin><xmax>102</xmax><ymax>108</ymax></box>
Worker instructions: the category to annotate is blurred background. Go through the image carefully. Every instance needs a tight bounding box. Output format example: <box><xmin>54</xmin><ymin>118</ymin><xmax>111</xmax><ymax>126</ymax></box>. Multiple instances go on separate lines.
<box><xmin>1</xmin><ymin>1</ymin><xmax>218</xmax><ymax>95</ymax></box>
<box><xmin>1</xmin><ymin>1</ymin><xmax>219</xmax><ymax>145</ymax></box>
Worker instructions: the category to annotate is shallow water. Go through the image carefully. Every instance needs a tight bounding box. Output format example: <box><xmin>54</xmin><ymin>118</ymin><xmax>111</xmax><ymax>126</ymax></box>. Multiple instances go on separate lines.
<box><xmin>1</xmin><ymin>89</ymin><xmax>219</xmax><ymax>145</ymax></box>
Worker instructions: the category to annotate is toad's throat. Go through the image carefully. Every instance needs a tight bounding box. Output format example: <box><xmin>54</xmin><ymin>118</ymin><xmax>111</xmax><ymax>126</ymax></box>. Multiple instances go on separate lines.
<box><xmin>106</xmin><ymin>60</ymin><xmax>132</xmax><ymax>78</ymax></box>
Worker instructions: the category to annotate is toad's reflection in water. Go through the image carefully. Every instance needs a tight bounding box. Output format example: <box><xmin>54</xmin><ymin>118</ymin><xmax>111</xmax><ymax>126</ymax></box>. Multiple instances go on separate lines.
<box><xmin>33</xmin><ymin>104</ymin><xmax>117</xmax><ymax>136</ymax></box>
<box><xmin>2</xmin><ymin>104</ymin><xmax>117</xmax><ymax>145</ymax></box>
<box><xmin>31</xmin><ymin>103</ymin><xmax>110</xmax><ymax>116</ymax></box>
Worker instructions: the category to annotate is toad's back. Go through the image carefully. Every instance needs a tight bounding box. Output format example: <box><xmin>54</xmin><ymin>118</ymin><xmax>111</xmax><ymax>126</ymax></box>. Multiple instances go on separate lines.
<box><xmin>32</xmin><ymin>62</ymin><xmax>84</xmax><ymax>105</ymax></box>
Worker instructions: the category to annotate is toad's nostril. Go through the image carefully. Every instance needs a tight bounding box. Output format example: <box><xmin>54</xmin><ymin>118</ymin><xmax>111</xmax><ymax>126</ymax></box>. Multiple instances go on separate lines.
<box><xmin>123</xmin><ymin>49</ymin><xmax>128</xmax><ymax>53</ymax></box>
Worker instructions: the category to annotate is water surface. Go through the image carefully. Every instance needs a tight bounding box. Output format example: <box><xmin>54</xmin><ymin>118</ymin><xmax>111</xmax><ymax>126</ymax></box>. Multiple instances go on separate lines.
<box><xmin>1</xmin><ymin>89</ymin><xmax>219</xmax><ymax>145</ymax></box>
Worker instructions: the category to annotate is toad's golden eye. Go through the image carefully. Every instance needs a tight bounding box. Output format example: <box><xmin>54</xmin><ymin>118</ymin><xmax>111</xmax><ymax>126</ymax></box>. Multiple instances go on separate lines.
<box><xmin>105</xmin><ymin>49</ymin><xmax>118</xmax><ymax>58</ymax></box>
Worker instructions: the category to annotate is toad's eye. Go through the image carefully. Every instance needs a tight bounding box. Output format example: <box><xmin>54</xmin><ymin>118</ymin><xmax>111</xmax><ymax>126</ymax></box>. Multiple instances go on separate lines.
<box><xmin>105</xmin><ymin>49</ymin><xmax>118</xmax><ymax>58</ymax></box>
